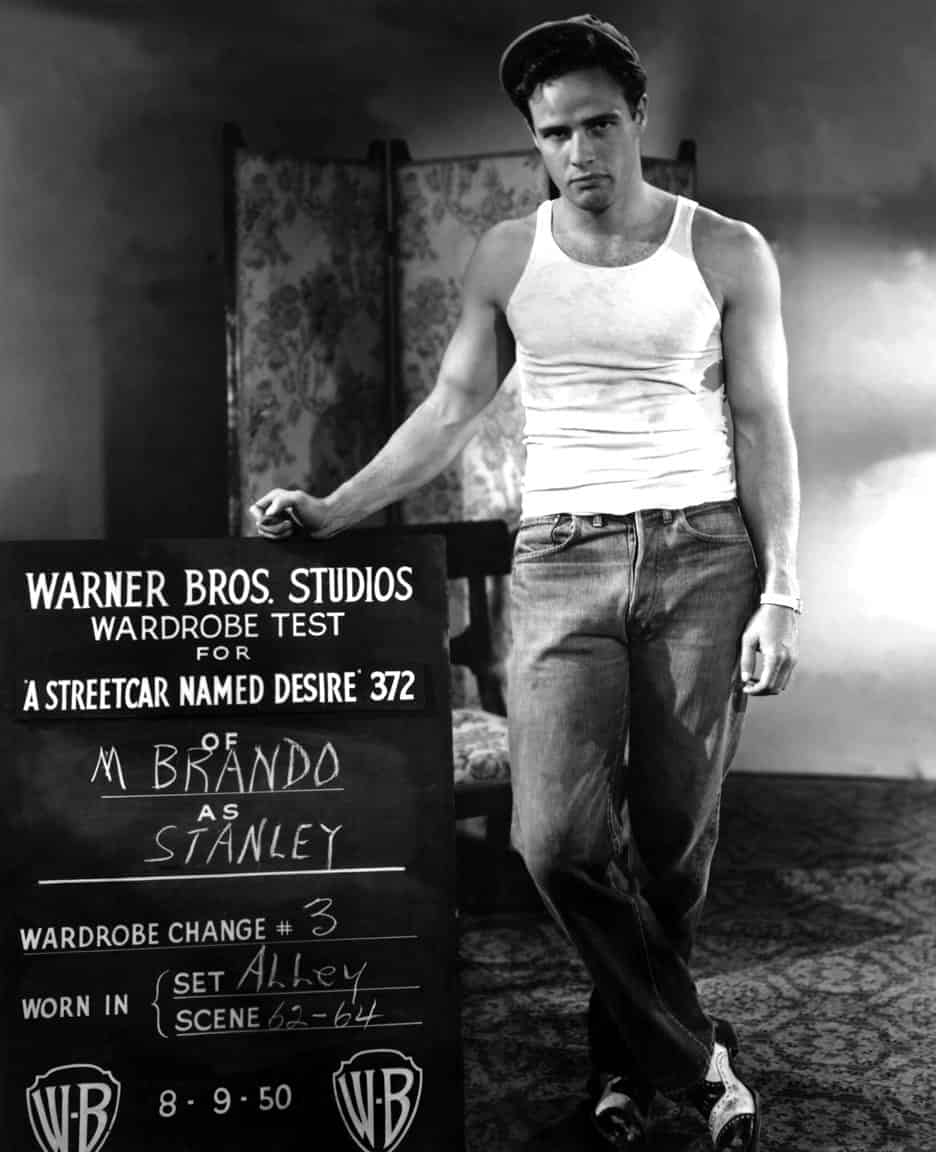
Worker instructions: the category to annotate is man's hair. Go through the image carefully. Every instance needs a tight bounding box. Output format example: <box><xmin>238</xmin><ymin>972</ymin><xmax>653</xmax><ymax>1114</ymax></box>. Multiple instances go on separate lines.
<box><xmin>507</xmin><ymin>29</ymin><xmax>647</xmax><ymax>125</ymax></box>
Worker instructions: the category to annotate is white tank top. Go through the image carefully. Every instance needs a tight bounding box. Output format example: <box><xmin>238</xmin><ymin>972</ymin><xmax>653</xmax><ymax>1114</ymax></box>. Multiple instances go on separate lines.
<box><xmin>505</xmin><ymin>196</ymin><xmax>736</xmax><ymax>517</ymax></box>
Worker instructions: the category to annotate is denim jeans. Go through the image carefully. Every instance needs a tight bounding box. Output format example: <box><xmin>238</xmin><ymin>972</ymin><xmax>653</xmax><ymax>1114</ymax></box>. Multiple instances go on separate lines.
<box><xmin>506</xmin><ymin>501</ymin><xmax>760</xmax><ymax>1094</ymax></box>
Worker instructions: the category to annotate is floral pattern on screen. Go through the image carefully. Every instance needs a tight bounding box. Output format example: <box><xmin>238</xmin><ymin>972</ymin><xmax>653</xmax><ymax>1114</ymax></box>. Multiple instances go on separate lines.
<box><xmin>235</xmin><ymin>153</ymin><xmax>386</xmax><ymax>535</ymax></box>
<box><xmin>396</xmin><ymin>153</ymin><xmax>548</xmax><ymax>527</ymax></box>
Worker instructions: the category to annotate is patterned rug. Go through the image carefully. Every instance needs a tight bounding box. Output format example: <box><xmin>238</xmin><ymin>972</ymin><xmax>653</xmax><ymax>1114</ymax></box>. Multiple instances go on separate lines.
<box><xmin>458</xmin><ymin>775</ymin><xmax>936</xmax><ymax>1152</ymax></box>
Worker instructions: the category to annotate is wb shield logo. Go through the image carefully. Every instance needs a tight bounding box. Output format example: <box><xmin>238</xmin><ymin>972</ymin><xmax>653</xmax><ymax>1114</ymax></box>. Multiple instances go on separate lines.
<box><xmin>333</xmin><ymin>1049</ymin><xmax>423</xmax><ymax>1152</ymax></box>
<box><xmin>26</xmin><ymin>1064</ymin><xmax>121</xmax><ymax>1152</ymax></box>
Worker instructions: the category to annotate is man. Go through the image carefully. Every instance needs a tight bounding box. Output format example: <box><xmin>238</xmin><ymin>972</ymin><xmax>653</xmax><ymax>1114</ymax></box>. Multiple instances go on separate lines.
<box><xmin>253</xmin><ymin>15</ymin><xmax>799</xmax><ymax>1150</ymax></box>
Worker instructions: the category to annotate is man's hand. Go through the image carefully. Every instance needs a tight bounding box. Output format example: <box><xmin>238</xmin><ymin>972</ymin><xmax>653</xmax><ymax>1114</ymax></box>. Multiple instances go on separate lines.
<box><xmin>249</xmin><ymin>489</ymin><xmax>331</xmax><ymax>539</ymax></box>
<box><xmin>740</xmin><ymin>604</ymin><xmax>799</xmax><ymax>695</ymax></box>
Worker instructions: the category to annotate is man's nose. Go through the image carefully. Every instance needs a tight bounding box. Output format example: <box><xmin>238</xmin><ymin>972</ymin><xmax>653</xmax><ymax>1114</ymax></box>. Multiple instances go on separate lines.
<box><xmin>569</xmin><ymin>130</ymin><xmax>596</xmax><ymax>166</ymax></box>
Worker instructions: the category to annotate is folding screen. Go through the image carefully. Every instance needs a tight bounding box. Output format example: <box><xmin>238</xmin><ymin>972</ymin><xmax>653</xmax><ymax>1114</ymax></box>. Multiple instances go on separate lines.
<box><xmin>395</xmin><ymin>151</ymin><xmax>548</xmax><ymax>524</ymax></box>
<box><xmin>229</xmin><ymin>148</ymin><xmax>386</xmax><ymax>536</ymax></box>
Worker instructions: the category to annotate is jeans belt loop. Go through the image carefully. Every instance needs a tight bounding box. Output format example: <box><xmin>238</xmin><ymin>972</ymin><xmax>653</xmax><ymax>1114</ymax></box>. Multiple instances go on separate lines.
<box><xmin>591</xmin><ymin>514</ymin><xmax>605</xmax><ymax>528</ymax></box>
<box><xmin>662</xmin><ymin>509</ymin><xmax>674</xmax><ymax>525</ymax></box>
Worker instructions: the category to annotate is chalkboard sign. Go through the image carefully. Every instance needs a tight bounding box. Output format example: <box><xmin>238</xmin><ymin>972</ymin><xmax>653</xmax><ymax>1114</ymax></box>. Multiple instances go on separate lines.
<box><xmin>0</xmin><ymin>534</ymin><xmax>463</xmax><ymax>1152</ymax></box>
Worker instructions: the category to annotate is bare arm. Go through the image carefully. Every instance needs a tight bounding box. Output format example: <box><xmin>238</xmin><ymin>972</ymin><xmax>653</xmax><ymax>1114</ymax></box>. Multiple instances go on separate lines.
<box><xmin>720</xmin><ymin>223</ymin><xmax>801</xmax><ymax>694</ymax></box>
<box><xmin>252</xmin><ymin>229</ymin><xmax>516</xmax><ymax>537</ymax></box>
<box><xmin>722</xmin><ymin>226</ymin><xmax>800</xmax><ymax>595</ymax></box>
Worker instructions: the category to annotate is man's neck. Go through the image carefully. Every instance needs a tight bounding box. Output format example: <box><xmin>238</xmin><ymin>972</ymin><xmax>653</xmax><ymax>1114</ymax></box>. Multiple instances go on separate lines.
<box><xmin>558</xmin><ymin>179</ymin><xmax>664</xmax><ymax>236</ymax></box>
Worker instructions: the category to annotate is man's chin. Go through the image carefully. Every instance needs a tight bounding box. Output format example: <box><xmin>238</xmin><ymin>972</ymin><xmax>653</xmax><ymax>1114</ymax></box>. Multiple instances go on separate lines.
<box><xmin>567</xmin><ymin>182</ymin><xmax>613</xmax><ymax>210</ymax></box>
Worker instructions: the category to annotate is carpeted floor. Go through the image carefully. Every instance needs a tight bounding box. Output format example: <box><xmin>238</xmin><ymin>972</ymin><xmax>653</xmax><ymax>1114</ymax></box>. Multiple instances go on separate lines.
<box><xmin>458</xmin><ymin>775</ymin><xmax>936</xmax><ymax>1152</ymax></box>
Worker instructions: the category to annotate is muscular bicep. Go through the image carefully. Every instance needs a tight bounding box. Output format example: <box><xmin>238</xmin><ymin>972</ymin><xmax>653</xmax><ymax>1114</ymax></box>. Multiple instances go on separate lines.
<box><xmin>436</xmin><ymin>298</ymin><xmax>514</xmax><ymax>405</ymax></box>
<box><xmin>721</xmin><ymin>228</ymin><xmax>789</xmax><ymax>429</ymax></box>
<box><xmin>430</xmin><ymin>234</ymin><xmax>516</xmax><ymax>422</ymax></box>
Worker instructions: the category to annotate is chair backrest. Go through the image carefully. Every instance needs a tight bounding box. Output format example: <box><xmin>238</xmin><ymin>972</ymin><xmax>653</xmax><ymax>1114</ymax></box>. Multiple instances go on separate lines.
<box><xmin>404</xmin><ymin>520</ymin><xmax>513</xmax><ymax>716</ymax></box>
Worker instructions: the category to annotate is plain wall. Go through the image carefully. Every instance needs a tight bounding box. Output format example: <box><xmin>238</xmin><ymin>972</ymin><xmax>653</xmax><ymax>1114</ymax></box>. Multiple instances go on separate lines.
<box><xmin>2</xmin><ymin>0</ymin><xmax>934</xmax><ymax>775</ymax></box>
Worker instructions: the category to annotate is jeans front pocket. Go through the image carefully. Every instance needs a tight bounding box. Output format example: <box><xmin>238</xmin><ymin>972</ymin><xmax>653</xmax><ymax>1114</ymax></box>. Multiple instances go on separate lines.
<box><xmin>513</xmin><ymin>513</ymin><xmax>578</xmax><ymax>565</ymax></box>
<box><xmin>676</xmin><ymin>500</ymin><xmax>751</xmax><ymax>544</ymax></box>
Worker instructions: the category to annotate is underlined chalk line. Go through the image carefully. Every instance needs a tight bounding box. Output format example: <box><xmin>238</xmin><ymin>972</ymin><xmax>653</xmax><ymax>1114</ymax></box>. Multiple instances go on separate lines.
<box><xmin>38</xmin><ymin>867</ymin><xmax>406</xmax><ymax>887</ymax></box>
<box><xmin>179</xmin><ymin>1020</ymin><xmax>424</xmax><ymax>1038</ymax></box>
<box><xmin>25</xmin><ymin>935</ymin><xmax>420</xmax><ymax>957</ymax></box>
<box><xmin>101</xmin><ymin>789</ymin><xmax>344</xmax><ymax>799</ymax></box>
<box><xmin>174</xmin><ymin>985</ymin><xmax>422</xmax><ymax>1000</ymax></box>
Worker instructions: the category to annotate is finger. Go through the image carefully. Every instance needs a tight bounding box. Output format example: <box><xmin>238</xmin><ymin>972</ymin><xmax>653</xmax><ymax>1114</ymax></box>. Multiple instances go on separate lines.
<box><xmin>257</xmin><ymin>518</ymin><xmax>294</xmax><ymax>539</ymax></box>
<box><xmin>250</xmin><ymin>491</ymin><xmax>279</xmax><ymax>518</ymax></box>
<box><xmin>775</xmin><ymin>657</ymin><xmax>797</xmax><ymax>694</ymax></box>
<box><xmin>743</xmin><ymin>651</ymin><xmax>783</xmax><ymax>695</ymax></box>
<box><xmin>739</xmin><ymin>632</ymin><xmax>758</xmax><ymax>684</ymax></box>
<box><xmin>265</xmin><ymin>491</ymin><xmax>294</xmax><ymax>519</ymax></box>
<box><xmin>251</xmin><ymin>493</ymin><xmax>293</xmax><ymax>527</ymax></box>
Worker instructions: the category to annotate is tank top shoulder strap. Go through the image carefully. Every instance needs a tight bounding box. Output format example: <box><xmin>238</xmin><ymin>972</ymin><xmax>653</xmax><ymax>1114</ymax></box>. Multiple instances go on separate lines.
<box><xmin>666</xmin><ymin>195</ymin><xmax>698</xmax><ymax>259</ymax></box>
<box><xmin>527</xmin><ymin>199</ymin><xmax>557</xmax><ymax>263</ymax></box>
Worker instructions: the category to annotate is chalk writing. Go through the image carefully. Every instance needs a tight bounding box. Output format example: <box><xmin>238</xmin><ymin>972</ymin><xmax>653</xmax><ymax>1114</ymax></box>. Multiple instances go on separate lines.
<box><xmin>145</xmin><ymin>820</ymin><xmax>343</xmax><ymax>870</ymax></box>
<box><xmin>150</xmin><ymin>738</ymin><xmax>340</xmax><ymax>794</ymax></box>
<box><xmin>4</xmin><ymin>534</ymin><xmax>461</xmax><ymax>1150</ymax></box>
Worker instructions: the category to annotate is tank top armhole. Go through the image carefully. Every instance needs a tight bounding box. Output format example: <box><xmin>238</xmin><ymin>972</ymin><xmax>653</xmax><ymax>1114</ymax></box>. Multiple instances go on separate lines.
<box><xmin>682</xmin><ymin>200</ymin><xmax>723</xmax><ymax>319</ymax></box>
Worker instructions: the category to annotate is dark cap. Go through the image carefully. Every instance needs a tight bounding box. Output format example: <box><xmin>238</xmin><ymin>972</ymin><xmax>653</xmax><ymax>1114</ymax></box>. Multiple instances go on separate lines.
<box><xmin>499</xmin><ymin>13</ymin><xmax>645</xmax><ymax>108</ymax></box>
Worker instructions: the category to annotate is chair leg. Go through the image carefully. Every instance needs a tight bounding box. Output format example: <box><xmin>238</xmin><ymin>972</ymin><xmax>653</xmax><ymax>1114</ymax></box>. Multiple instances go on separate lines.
<box><xmin>477</xmin><ymin>789</ymin><xmax>512</xmax><ymax>909</ymax></box>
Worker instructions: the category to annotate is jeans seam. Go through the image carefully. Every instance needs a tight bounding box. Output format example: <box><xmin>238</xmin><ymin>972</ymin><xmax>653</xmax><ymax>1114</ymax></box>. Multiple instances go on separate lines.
<box><xmin>631</xmin><ymin>899</ymin><xmax>712</xmax><ymax>1092</ymax></box>
<box><xmin>605</xmin><ymin>701</ymin><xmax>629</xmax><ymax>860</ymax></box>
<box><xmin>605</xmin><ymin>530</ymin><xmax>631</xmax><ymax>860</ymax></box>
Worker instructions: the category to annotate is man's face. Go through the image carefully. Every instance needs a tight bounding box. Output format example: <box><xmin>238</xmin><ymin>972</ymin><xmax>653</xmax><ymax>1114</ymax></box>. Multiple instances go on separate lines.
<box><xmin>528</xmin><ymin>67</ymin><xmax>646</xmax><ymax>212</ymax></box>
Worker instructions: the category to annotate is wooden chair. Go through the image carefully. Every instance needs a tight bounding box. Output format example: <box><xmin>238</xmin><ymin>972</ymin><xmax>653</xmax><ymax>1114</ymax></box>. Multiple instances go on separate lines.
<box><xmin>408</xmin><ymin>519</ymin><xmax>514</xmax><ymax>903</ymax></box>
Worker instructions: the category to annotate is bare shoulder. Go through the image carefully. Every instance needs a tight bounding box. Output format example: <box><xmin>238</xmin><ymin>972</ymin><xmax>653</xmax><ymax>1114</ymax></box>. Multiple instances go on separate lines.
<box><xmin>464</xmin><ymin>212</ymin><xmax>538</xmax><ymax>310</ymax></box>
<box><xmin>691</xmin><ymin>205</ymin><xmax>780</xmax><ymax>310</ymax></box>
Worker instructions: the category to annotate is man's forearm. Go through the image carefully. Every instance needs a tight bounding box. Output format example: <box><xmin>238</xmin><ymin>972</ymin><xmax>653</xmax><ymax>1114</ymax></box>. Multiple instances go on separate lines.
<box><xmin>321</xmin><ymin>386</ymin><xmax>486</xmax><ymax>533</ymax></box>
<box><xmin>733</xmin><ymin>416</ymin><xmax>800</xmax><ymax>595</ymax></box>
